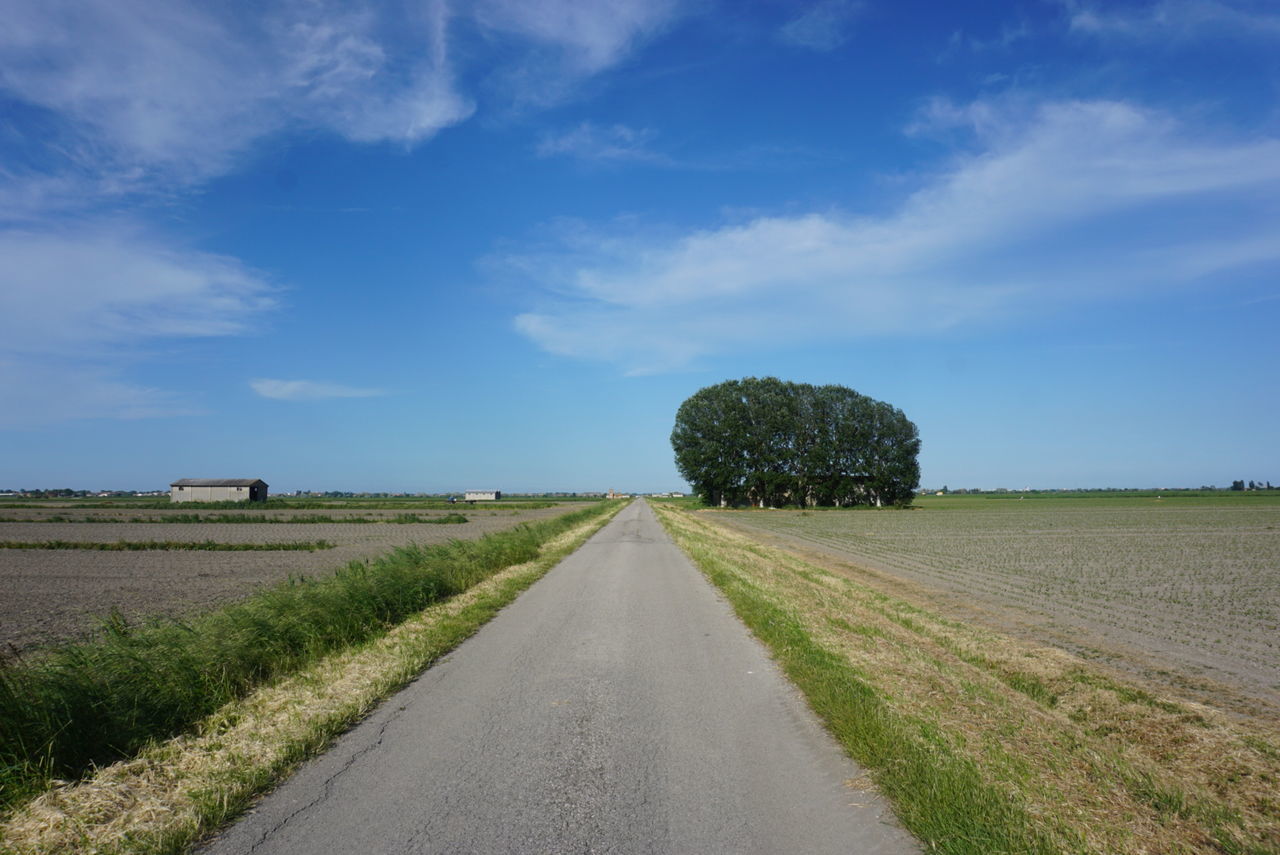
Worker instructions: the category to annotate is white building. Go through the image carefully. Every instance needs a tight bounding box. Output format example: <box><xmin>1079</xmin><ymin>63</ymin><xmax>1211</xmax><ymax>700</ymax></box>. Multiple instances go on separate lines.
<box><xmin>170</xmin><ymin>478</ymin><xmax>268</xmax><ymax>503</ymax></box>
<box><xmin>464</xmin><ymin>490</ymin><xmax>501</xmax><ymax>501</ymax></box>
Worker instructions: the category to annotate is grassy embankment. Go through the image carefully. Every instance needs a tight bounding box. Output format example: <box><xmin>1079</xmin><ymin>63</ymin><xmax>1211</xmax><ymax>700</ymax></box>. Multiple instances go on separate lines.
<box><xmin>0</xmin><ymin>499</ymin><xmax>625</xmax><ymax>848</ymax></box>
<box><xmin>0</xmin><ymin>540</ymin><xmax>335</xmax><ymax>551</ymax></box>
<box><xmin>651</xmin><ymin>501</ymin><xmax>1280</xmax><ymax>855</ymax></box>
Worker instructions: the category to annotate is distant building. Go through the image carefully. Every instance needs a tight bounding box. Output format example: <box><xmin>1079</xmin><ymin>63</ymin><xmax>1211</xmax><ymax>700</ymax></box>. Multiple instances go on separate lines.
<box><xmin>170</xmin><ymin>478</ymin><xmax>268</xmax><ymax>503</ymax></box>
<box><xmin>465</xmin><ymin>490</ymin><xmax>501</xmax><ymax>501</ymax></box>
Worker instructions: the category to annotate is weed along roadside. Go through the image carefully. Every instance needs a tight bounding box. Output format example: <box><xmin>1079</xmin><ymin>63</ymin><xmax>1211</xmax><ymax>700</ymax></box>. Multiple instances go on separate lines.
<box><xmin>0</xmin><ymin>500</ymin><xmax>626</xmax><ymax>853</ymax></box>
<box><xmin>650</xmin><ymin>501</ymin><xmax>1280</xmax><ymax>855</ymax></box>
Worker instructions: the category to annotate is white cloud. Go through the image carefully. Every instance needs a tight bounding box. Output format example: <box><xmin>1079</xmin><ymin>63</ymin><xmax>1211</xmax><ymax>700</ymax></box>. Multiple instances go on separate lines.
<box><xmin>0</xmin><ymin>224</ymin><xmax>275</xmax><ymax>425</ymax></box>
<box><xmin>779</xmin><ymin>0</ymin><xmax>866</xmax><ymax>52</ymax></box>
<box><xmin>0</xmin><ymin>0</ymin><xmax>682</xmax><ymax>215</ymax></box>
<box><xmin>250</xmin><ymin>379</ymin><xmax>386</xmax><ymax>401</ymax></box>
<box><xmin>512</xmin><ymin>99</ymin><xmax>1280</xmax><ymax>373</ymax></box>
<box><xmin>0</xmin><ymin>225</ymin><xmax>275</xmax><ymax>357</ymax></box>
<box><xmin>0</xmin><ymin>361</ymin><xmax>188</xmax><ymax>428</ymax></box>
<box><xmin>1065</xmin><ymin>0</ymin><xmax>1280</xmax><ymax>41</ymax></box>
<box><xmin>472</xmin><ymin>0</ymin><xmax>682</xmax><ymax>73</ymax></box>
<box><xmin>0</xmin><ymin>0</ymin><xmax>472</xmax><ymax>212</ymax></box>
<box><xmin>0</xmin><ymin>0</ymin><xmax>681</xmax><ymax>424</ymax></box>
<box><xmin>537</xmin><ymin>122</ymin><xmax>661</xmax><ymax>161</ymax></box>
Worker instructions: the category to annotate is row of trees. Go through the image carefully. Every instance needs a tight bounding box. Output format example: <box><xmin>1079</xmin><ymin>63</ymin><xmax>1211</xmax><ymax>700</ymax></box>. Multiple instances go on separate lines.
<box><xmin>1231</xmin><ymin>480</ymin><xmax>1274</xmax><ymax>491</ymax></box>
<box><xmin>671</xmin><ymin>377</ymin><xmax>921</xmax><ymax>508</ymax></box>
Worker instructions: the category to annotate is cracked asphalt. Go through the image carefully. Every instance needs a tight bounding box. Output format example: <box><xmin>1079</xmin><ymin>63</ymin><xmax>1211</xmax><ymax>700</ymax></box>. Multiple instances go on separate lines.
<box><xmin>197</xmin><ymin>500</ymin><xmax>920</xmax><ymax>854</ymax></box>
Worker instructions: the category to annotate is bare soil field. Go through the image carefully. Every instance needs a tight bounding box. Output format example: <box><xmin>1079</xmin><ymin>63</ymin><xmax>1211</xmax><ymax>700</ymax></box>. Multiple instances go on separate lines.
<box><xmin>713</xmin><ymin>497</ymin><xmax>1280</xmax><ymax>721</ymax></box>
<box><xmin>0</xmin><ymin>505</ymin><xmax>574</xmax><ymax>651</ymax></box>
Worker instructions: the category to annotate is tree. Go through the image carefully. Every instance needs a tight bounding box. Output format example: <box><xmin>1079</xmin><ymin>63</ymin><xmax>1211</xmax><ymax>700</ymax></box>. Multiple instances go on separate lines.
<box><xmin>671</xmin><ymin>377</ymin><xmax>920</xmax><ymax>508</ymax></box>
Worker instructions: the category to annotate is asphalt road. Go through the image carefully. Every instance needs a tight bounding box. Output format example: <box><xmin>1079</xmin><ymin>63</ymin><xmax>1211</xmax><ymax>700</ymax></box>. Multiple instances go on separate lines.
<box><xmin>199</xmin><ymin>500</ymin><xmax>920</xmax><ymax>854</ymax></box>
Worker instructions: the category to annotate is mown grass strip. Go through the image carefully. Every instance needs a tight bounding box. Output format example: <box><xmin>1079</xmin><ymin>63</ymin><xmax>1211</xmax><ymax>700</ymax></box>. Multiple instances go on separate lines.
<box><xmin>653</xmin><ymin>503</ymin><xmax>1064</xmax><ymax>855</ymax></box>
<box><xmin>0</xmin><ymin>501</ymin><xmax>627</xmax><ymax>855</ymax></box>
<box><xmin>0</xmin><ymin>540</ymin><xmax>335</xmax><ymax>551</ymax></box>
<box><xmin>653</xmin><ymin>503</ymin><xmax>1280</xmax><ymax>855</ymax></box>
<box><xmin>0</xmin><ymin>501</ymin><xmax>620</xmax><ymax>816</ymax></box>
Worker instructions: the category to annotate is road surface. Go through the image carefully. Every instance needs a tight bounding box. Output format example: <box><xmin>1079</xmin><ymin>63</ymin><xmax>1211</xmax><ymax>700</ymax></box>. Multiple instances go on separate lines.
<box><xmin>199</xmin><ymin>500</ymin><xmax>919</xmax><ymax>854</ymax></box>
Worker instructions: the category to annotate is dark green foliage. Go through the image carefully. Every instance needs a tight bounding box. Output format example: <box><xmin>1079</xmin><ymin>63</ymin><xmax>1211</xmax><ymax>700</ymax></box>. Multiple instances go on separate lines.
<box><xmin>671</xmin><ymin>377</ymin><xmax>920</xmax><ymax>508</ymax></box>
<box><xmin>0</xmin><ymin>502</ymin><xmax>612</xmax><ymax>811</ymax></box>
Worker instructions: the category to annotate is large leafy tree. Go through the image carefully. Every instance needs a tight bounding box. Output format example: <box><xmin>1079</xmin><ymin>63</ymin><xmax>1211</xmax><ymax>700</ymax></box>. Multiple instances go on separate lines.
<box><xmin>671</xmin><ymin>377</ymin><xmax>920</xmax><ymax>508</ymax></box>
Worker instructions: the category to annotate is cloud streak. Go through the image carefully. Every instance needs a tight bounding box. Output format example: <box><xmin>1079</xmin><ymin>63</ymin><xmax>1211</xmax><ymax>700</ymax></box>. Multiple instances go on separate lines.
<box><xmin>537</xmin><ymin>122</ymin><xmax>663</xmax><ymax>162</ymax></box>
<box><xmin>779</xmin><ymin>0</ymin><xmax>866</xmax><ymax>52</ymax></box>
<box><xmin>1065</xmin><ymin>0</ymin><xmax>1280</xmax><ymax>41</ymax></box>
<box><xmin>250</xmin><ymin>379</ymin><xmax>387</xmax><ymax>401</ymax></box>
<box><xmin>513</xmin><ymin>99</ymin><xmax>1280</xmax><ymax>373</ymax></box>
<box><xmin>0</xmin><ymin>224</ymin><xmax>276</xmax><ymax>425</ymax></box>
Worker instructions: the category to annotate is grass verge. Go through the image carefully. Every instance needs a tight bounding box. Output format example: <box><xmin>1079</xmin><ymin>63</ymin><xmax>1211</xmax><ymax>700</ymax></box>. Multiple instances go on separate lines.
<box><xmin>0</xmin><ymin>540</ymin><xmax>335</xmax><ymax>551</ymax></box>
<box><xmin>0</xmin><ymin>501</ymin><xmax>622</xmax><ymax>820</ymax></box>
<box><xmin>651</xmin><ymin>502</ymin><xmax>1280</xmax><ymax>855</ymax></box>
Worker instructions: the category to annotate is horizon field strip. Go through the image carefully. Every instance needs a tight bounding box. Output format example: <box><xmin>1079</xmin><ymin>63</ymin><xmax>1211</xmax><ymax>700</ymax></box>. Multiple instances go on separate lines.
<box><xmin>0</xmin><ymin>513</ymin><xmax>471</xmax><ymax>525</ymax></box>
<box><xmin>0</xmin><ymin>499</ymin><xmax>564</xmax><ymax>511</ymax></box>
<box><xmin>0</xmin><ymin>539</ymin><xmax>337</xmax><ymax>551</ymax></box>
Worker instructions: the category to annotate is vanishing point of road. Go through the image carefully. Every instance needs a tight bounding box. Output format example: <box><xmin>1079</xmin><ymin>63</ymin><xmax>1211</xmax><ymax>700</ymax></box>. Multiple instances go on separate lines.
<box><xmin>200</xmin><ymin>500</ymin><xmax>920</xmax><ymax>854</ymax></box>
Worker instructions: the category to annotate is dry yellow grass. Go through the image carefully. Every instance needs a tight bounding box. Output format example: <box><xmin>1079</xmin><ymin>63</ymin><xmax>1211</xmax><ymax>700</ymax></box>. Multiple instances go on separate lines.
<box><xmin>654</xmin><ymin>502</ymin><xmax>1280</xmax><ymax>855</ymax></box>
<box><xmin>0</xmin><ymin>506</ymin><xmax>623</xmax><ymax>855</ymax></box>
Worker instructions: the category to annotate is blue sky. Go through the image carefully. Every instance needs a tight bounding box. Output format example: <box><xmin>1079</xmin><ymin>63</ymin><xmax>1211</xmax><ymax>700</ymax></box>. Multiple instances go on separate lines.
<box><xmin>2</xmin><ymin>0</ymin><xmax>1277</xmax><ymax>493</ymax></box>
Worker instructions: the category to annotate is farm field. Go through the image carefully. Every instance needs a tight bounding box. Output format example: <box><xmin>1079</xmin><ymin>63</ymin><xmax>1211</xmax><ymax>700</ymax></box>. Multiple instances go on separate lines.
<box><xmin>0</xmin><ymin>504</ymin><xmax>574</xmax><ymax>651</ymax></box>
<box><xmin>713</xmin><ymin>494</ymin><xmax>1280</xmax><ymax>721</ymax></box>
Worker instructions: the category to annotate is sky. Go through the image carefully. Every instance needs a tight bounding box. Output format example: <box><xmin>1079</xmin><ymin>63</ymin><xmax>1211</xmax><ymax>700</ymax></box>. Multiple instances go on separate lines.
<box><xmin>2</xmin><ymin>0</ymin><xmax>1278</xmax><ymax>494</ymax></box>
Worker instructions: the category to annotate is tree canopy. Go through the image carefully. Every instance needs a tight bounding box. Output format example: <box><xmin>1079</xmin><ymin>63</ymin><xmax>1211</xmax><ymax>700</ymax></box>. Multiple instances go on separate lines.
<box><xmin>670</xmin><ymin>377</ymin><xmax>920</xmax><ymax>508</ymax></box>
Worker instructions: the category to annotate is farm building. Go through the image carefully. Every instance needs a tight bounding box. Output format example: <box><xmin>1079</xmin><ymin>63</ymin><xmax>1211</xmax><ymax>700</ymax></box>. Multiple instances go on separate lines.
<box><xmin>464</xmin><ymin>490</ymin><xmax>501</xmax><ymax>501</ymax></box>
<box><xmin>170</xmin><ymin>479</ymin><xmax>268</xmax><ymax>503</ymax></box>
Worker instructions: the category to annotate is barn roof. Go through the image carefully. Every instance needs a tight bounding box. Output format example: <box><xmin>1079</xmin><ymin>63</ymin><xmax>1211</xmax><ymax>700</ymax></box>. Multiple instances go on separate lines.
<box><xmin>170</xmin><ymin>478</ymin><xmax>267</xmax><ymax>487</ymax></box>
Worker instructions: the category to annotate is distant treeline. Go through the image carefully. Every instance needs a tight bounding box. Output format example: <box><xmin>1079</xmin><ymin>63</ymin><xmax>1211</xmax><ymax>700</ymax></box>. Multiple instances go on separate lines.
<box><xmin>672</xmin><ymin>377</ymin><xmax>920</xmax><ymax>509</ymax></box>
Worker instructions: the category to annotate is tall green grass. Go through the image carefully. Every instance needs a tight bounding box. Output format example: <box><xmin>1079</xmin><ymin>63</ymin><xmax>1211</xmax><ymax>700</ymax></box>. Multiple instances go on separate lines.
<box><xmin>0</xmin><ymin>501</ymin><xmax>614</xmax><ymax>812</ymax></box>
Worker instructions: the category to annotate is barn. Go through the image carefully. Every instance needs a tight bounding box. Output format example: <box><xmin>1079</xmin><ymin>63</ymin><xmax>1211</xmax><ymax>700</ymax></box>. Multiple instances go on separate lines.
<box><xmin>464</xmin><ymin>490</ymin><xmax>501</xmax><ymax>502</ymax></box>
<box><xmin>170</xmin><ymin>478</ymin><xmax>268</xmax><ymax>503</ymax></box>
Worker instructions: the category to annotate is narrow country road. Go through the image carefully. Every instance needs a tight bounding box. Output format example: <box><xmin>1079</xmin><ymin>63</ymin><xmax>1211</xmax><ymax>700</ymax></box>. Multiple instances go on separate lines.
<box><xmin>199</xmin><ymin>500</ymin><xmax>919</xmax><ymax>854</ymax></box>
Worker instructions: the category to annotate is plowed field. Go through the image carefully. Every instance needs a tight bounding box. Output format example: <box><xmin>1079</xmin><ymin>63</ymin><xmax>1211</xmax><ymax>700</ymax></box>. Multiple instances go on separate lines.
<box><xmin>714</xmin><ymin>497</ymin><xmax>1280</xmax><ymax>720</ymax></box>
<box><xmin>0</xmin><ymin>505</ymin><xmax>573</xmax><ymax>651</ymax></box>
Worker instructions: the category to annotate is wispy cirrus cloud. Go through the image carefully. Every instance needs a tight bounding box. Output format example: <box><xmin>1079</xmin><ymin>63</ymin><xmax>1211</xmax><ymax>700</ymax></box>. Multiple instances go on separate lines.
<box><xmin>1064</xmin><ymin>0</ymin><xmax>1280</xmax><ymax>41</ymax></box>
<box><xmin>537</xmin><ymin>122</ymin><xmax>663</xmax><ymax>162</ymax></box>
<box><xmin>0</xmin><ymin>0</ymin><xmax>472</xmax><ymax>210</ymax></box>
<box><xmin>513</xmin><ymin>99</ymin><xmax>1280</xmax><ymax>373</ymax></box>
<box><xmin>778</xmin><ymin>0</ymin><xmax>866</xmax><ymax>52</ymax></box>
<box><xmin>0</xmin><ymin>223</ymin><xmax>276</xmax><ymax>426</ymax></box>
<box><xmin>472</xmin><ymin>0</ymin><xmax>682</xmax><ymax>74</ymax></box>
<box><xmin>250</xmin><ymin>379</ymin><xmax>387</xmax><ymax>401</ymax></box>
